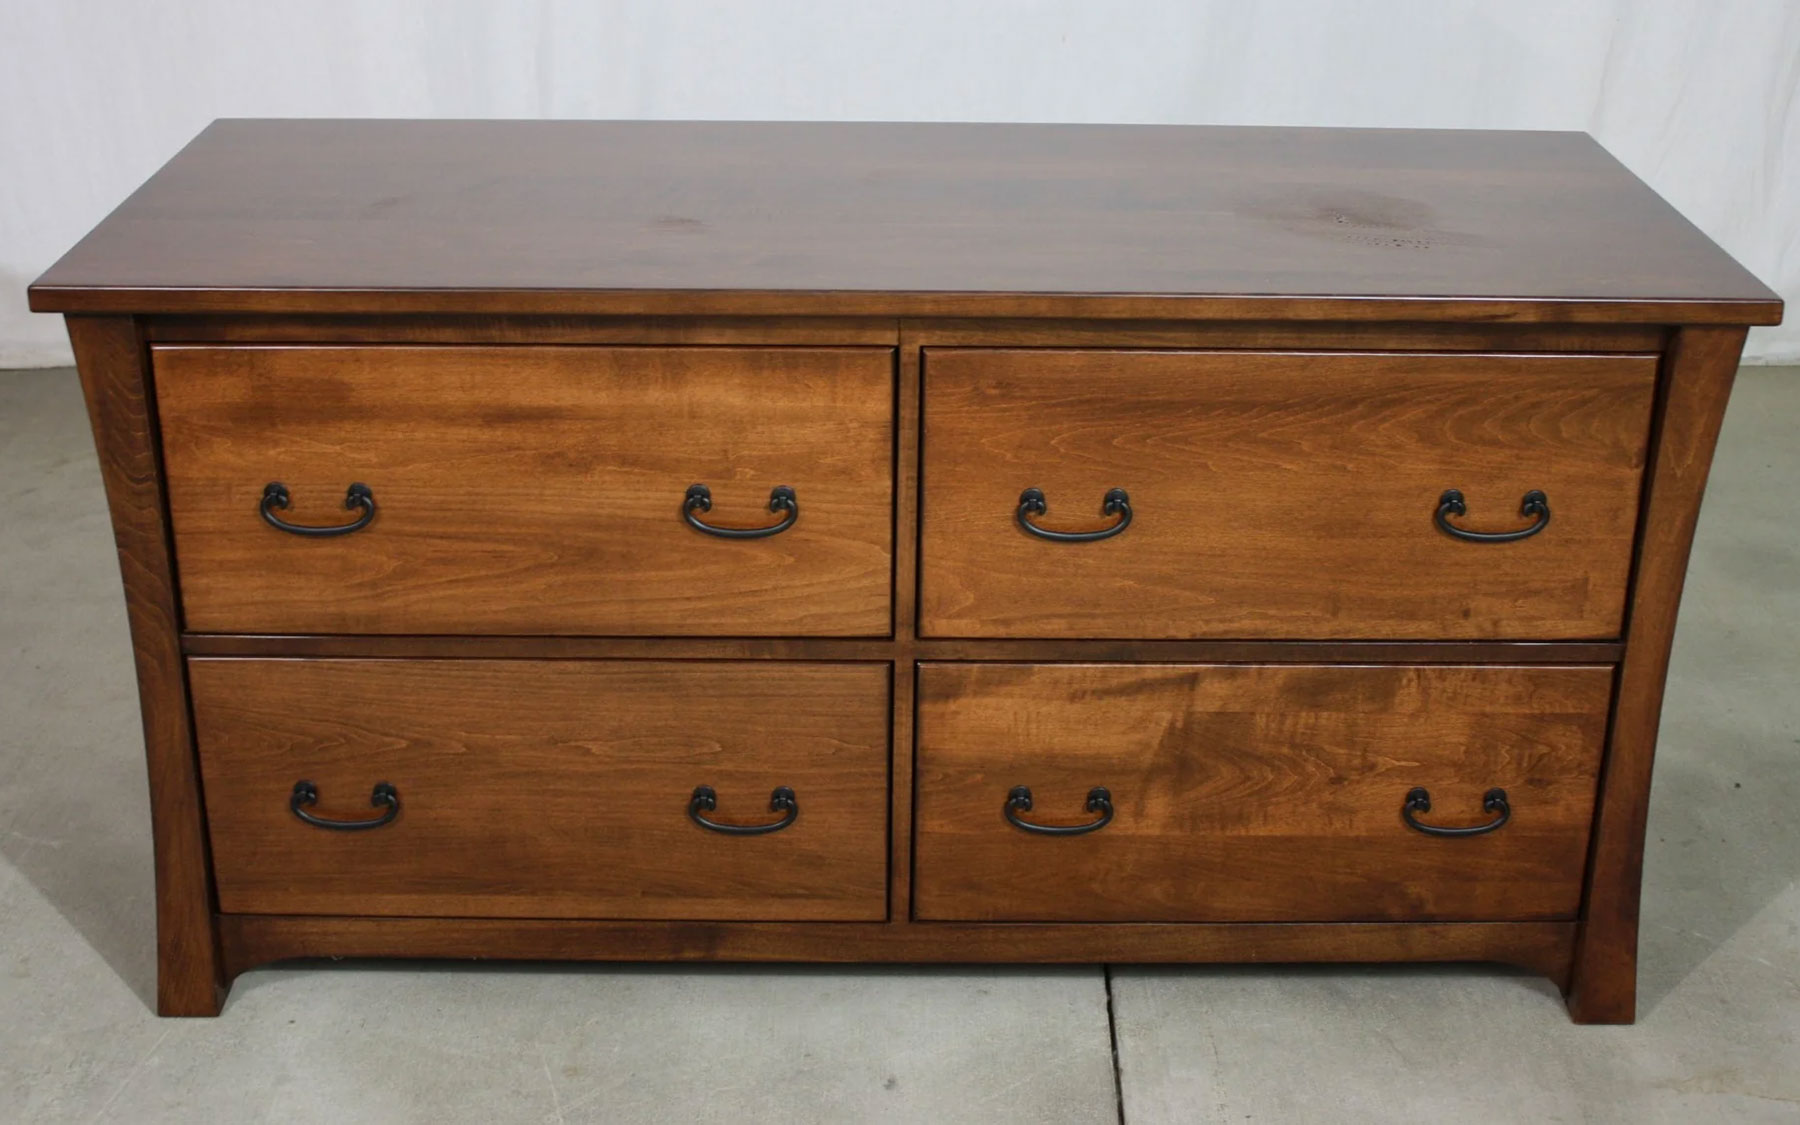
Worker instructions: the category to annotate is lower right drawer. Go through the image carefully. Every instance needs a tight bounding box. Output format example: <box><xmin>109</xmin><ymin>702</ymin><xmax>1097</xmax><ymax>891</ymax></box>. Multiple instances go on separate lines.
<box><xmin>913</xmin><ymin>662</ymin><xmax>1611</xmax><ymax>923</ymax></box>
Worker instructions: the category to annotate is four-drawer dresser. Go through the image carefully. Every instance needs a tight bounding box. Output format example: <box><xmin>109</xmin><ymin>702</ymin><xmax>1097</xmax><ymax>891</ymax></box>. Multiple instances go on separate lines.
<box><xmin>29</xmin><ymin>120</ymin><xmax>1782</xmax><ymax>1020</ymax></box>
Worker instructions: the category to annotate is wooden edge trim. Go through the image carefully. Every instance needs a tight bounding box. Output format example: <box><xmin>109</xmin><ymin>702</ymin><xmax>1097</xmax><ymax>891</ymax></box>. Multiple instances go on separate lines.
<box><xmin>177</xmin><ymin>634</ymin><xmax>1625</xmax><ymax>664</ymax></box>
<box><xmin>131</xmin><ymin>314</ymin><xmax>1669</xmax><ymax>354</ymax></box>
<box><xmin>218</xmin><ymin>915</ymin><xmax>1575</xmax><ymax>984</ymax></box>
<box><xmin>180</xmin><ymin>635</ymin><xmax>901</xmax><ymax>659</ymax></box>
<box><xmin>1566</xmin><ymin>324</ymin><xmax>1748</xmax><ymax>1024</ymax></box>
<box><xmin>906</xmin><ymin>320</ymin><xmax>1671</xmax><ymax>352</ymax></box>
<box><xmin>138</xmin><ymin>314</ymin><xmax>903</xmax><ymax>346</ymax></box>
<box><xmin>28</xmin><ymin>286</ymin><xmax>1785</xmax><ymax>325</ymax></box>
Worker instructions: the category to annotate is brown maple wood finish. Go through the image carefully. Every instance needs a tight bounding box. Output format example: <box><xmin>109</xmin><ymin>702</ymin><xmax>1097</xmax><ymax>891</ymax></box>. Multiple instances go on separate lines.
<box><xmin>921</xmin><ymin>350</ymin><xmax>1656</xmax><ymax>639</ymax></box>
<box><xmin>914</xmin><ymin>663</ymin><xmax>1612</xmax><ymax>923</ymax></box>
<box><xmin>156</xmin><ymin>345</ymin><xmax>894</xmax><ymax>635</ymax></box>
<box><xmin>28</xmin><ymin>120</ymin><xmax>1782</xmax><ymax>1022</ymax></box>
<box><xmin>191</xmin><ymin>659</ymin><xmax>891</xmax><ymax>920</ymax></box>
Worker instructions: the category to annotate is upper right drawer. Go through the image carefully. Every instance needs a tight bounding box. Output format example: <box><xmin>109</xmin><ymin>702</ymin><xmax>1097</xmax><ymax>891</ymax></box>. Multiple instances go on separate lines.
<box><xmin>920</xmin><ymin>349</ymin><xmax>1657</xmax><ymax>640</ymax></box>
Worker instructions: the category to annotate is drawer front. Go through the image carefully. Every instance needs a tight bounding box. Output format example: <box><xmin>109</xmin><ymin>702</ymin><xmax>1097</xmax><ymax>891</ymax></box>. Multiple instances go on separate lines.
<box><xmin>191</xmin><ymin>659</ymin><xmax>890</xmax><ymax>921</ymax></box>
<box><xmin>914</xmin><ymin>663</ymin><xmax>1610</xmax><ymax>923</ymax></box>
<box><xmin>157</xmin><ymin>346</ymin><xmax>894</xmax><ymax>635</ymax></box>
<box><xmin>920</xmin><ymin>349</ymin><xmax>1656</xmax><ymax>639</ymax></box>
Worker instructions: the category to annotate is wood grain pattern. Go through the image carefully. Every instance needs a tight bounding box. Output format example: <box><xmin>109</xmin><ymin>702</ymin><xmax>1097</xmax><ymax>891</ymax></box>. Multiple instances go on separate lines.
<box><xmin>218</xmin><ymin>915</ymin><xmax>1576</xmax><ymax>983</ymax></box>
<box><xmin>1566</xmin><ymin>326</ymin><xmax>1748</xmax><ymax>1023</ymax></box>
<box><xmin>914</xmin><ymin>663</ymin><xmax>1612</xmax><ymax>923</ymax></box>
<box><xmin>28</xmin><ymin>121</ymin><xmax>1780</xmax><ymax>324</ymax></box>
<box><xmin>155</xmin><ymin>345</ymin><xmax>893</xmax><ymax>635</ymax></box>
<box><xmin>921</xmin><ymin>350</ymin><xmax>1656</xmax><ymax>639</ymax></box>
<box><xmin>66</xmin><ymin>317</ymin><xmax>225</xmax><ymax>1017</ymax></box>
<box><xmin>189</xmin><ymin>659</ymin><xmax>890</xmax><ymax>921</ymax></box>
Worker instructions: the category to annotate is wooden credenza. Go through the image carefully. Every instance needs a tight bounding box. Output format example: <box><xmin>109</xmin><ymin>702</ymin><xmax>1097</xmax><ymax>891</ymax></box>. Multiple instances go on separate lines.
<box><xmin>29</xmin><ymin>121</ymin><xmax>1781</xmax><ymax>1021</ymax></box>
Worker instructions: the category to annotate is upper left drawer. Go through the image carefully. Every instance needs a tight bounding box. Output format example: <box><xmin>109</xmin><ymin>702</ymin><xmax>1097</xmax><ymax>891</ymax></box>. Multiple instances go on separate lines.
<box><xmin>153</xmin><ymin>345</ymin><xmax>895</xmax><ymax>636</ymax></box>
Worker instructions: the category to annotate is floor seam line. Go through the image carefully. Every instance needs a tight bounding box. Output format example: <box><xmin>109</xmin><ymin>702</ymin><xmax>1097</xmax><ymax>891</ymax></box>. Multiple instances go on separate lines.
<box><xmin>1105</xmin><ymin>964</ymin><xmax>1126</xmax><ymax>1125</ymax></box>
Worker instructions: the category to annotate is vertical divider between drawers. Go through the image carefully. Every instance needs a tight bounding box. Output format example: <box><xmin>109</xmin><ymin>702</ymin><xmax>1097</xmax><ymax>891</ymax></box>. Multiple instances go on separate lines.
<box><xmin>890</xmin><ymin>322</ymin><xmax>922</xmax><ymax>923</ymax></box>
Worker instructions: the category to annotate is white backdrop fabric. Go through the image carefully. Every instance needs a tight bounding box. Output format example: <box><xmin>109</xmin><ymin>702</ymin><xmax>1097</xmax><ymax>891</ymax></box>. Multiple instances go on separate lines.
<box><xmin>3</xmin><ymin>0</ymin><xmax>1795</xmax><ymax>366</ymax></box>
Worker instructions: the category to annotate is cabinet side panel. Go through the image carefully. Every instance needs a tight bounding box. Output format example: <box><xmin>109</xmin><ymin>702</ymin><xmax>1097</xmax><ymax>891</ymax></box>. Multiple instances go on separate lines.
<box><xmin>67</xmin><ymin>315</ymin><xmax>224</xmax><ymax>1016</ymax></box>
<box><xmin>1567</xmin><ymin>325</ymin><xmax>1748</xmax><ymax>1023</ymax></box>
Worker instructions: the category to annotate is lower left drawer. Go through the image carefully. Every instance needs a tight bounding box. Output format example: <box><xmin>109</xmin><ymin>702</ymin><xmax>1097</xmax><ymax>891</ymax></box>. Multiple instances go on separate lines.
<box><xmin>189</xmin><ymin>658</ymin><xmax>891</xmax><ymax>921</ymax></box>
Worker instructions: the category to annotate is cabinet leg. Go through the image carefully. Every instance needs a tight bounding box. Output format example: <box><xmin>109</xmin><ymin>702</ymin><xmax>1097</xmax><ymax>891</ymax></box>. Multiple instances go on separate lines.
<box><xmin>1563</xmin><ymin>922</ymin><xmax>1636</xmax><ymax>1024</ymax></box>
<box><xmin>158</xmin><ymin>940</ymin><xmax>227</xmax><ymax>1017</ymax></box>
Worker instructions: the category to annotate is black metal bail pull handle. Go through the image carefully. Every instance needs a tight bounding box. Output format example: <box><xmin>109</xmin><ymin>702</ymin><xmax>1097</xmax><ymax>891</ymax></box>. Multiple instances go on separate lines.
<box><xmin>289</xmin><ymin>780</ymin><xmax>400</xmax><ymax>831</ymax></box>
<box><xmin>1401</xmin><ymin>786</ymin><xmax>1511</xmax><ymax>837</ymax></box>
<box><xmin>684</xmin><ymin>484</ymin><xmax>798</xmax><ymax>539</ymax></box>
<box><xmin>1017</xmin><ymin>487</ymin><xmax>1132</xmax><ymax>542</ymax></box>
<box><xmin>1434</xmin><ymin>489</ymin><xmax>1549</xmax><ymax>543</ymax></box>
<box><xmin>1004</xmin><ymin>785</ymin><xmax>1114</xmax><ymax>835</ymax></box>
<box><xmin>262</xmin><ymin>481</ymin><xmax>376</xmax><ymax>537</ymax></box>
<box><xmin>689</xmin><ymin>785</ymin><xmax>799</xmax><ymax>835</ymax></box>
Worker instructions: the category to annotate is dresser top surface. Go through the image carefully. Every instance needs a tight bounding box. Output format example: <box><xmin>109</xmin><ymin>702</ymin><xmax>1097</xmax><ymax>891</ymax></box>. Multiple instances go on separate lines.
<box><xmin>28</xmin><ymin>119</ymin><xmax>1781</xmax><ymax>323</ymax></box>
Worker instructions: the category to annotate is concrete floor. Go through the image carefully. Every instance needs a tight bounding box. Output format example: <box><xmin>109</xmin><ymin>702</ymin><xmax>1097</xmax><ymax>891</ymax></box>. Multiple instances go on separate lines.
<box><xmin>1</xmin><ymin>365</ymin><xmax>1796</xmax><ymax>1124</ymax></box>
